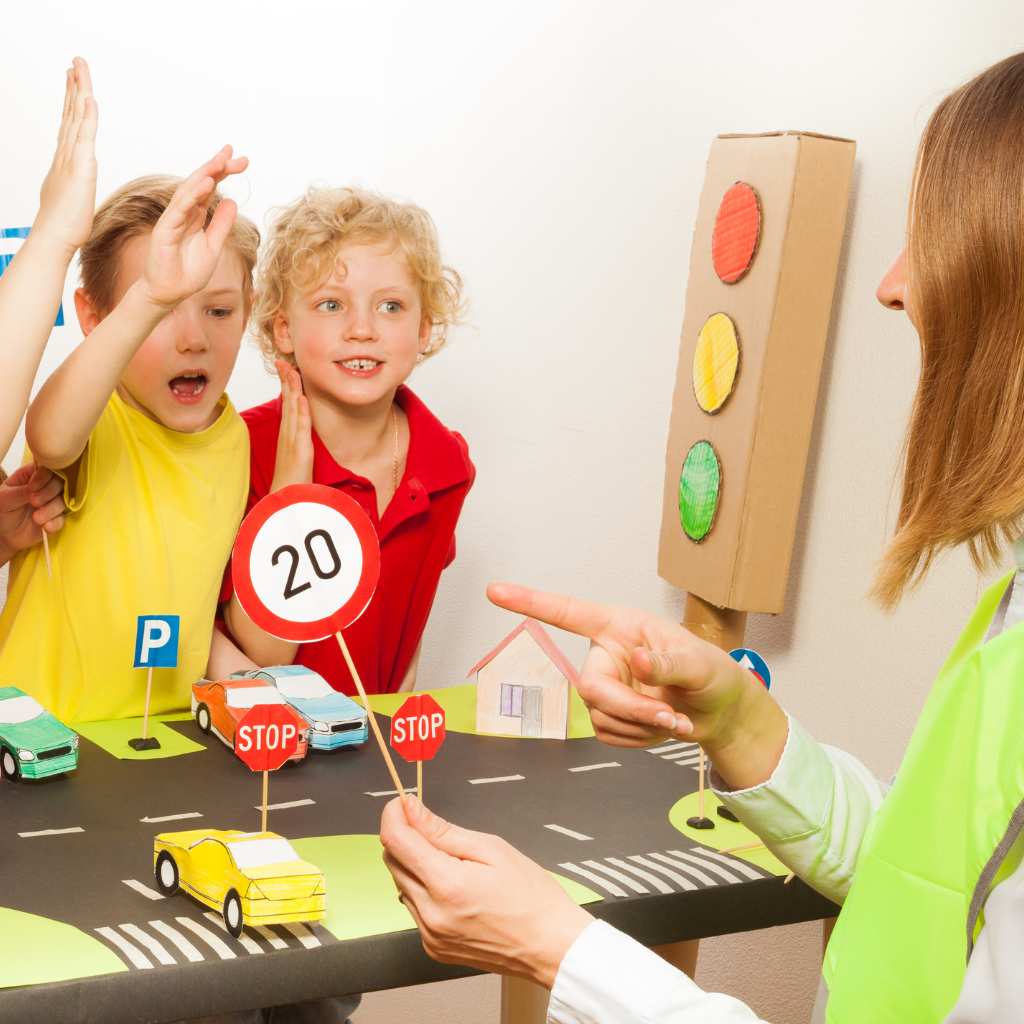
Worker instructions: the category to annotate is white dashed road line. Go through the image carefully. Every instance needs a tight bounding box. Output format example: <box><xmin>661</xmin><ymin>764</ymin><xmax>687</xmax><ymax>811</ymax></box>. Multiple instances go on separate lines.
<box><xmin>140</xmin><ymin>812</ymin><xmax>203</xmax><ymax>823</ymax></box>
<box><xmin>253</xmin><ymin>798</ymin><xmax>316</xmax><ymax>811</ymax></box>
<box><xmin>122</xmin><ymin>879</ymin><xmax>165</xmax><ymax>901</ymax></box>
<box><xmin>567</xmin><ymin>762</ymin><xmax>621</xmax><ymax>773</ymax></box>
<box><xmin>468</xmin><ymin>775</ymin><xmax>525</xmax><ymax>785</ymax></box>
<box><xmin>18</xmin><ymin>826</ymin><xmax>84</xmax><ymax>838</ymax></box>
<box><xmin>365</xmin><ymin>788</ymin><xmax>418</xmax><ymax>797</ymax></box>
<box><xmin>544</xmin><ymin>824</ymin><xmax>593</xmax><ymax>841</ymax></box>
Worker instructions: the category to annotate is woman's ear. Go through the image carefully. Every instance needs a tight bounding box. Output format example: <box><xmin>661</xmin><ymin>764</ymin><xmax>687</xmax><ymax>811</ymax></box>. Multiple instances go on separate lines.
<box><xmin>418</xmin><ymin>315</ymin><xmax>432</xmax><ymax>355</ymax></box>
<box><xmin>273</xmin><ymin>312</ymin><xmax>295</xmax><ymax>355</ymax></box>
<box><xmin>74</xmin><ymin>287</ymin><xmax>102</xmax><ymax>337</ymax></box>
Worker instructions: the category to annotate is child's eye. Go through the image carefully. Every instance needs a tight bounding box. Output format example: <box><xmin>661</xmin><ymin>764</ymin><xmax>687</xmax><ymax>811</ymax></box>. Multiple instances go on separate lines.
<box><xmin>378</xmin><ymin>300</ymin><xmax>403</xmax><ymax>314</ymax></box>
<box><xmin>207</xmin><ymin>307</ymin><xmax>234</xmax><ymax>319</ymax></box>
<box><xmin>316</xmin><ymin>299</ymin><xmax>341</xmax><ymax>313</ymax></box>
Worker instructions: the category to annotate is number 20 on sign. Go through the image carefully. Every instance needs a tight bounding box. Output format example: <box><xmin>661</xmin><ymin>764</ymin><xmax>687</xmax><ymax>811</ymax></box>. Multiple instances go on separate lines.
<box><xmin>232</xmin><ymin>484</ymin><xmax>407</xmax><ymax>797</ymax></box>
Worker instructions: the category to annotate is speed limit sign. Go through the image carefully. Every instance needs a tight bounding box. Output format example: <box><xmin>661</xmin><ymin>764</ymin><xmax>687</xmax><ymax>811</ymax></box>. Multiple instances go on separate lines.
<box><xmin>232</xmin><ymin>484</ymin><xmax>381</xmax><ymax>643</ymax></box>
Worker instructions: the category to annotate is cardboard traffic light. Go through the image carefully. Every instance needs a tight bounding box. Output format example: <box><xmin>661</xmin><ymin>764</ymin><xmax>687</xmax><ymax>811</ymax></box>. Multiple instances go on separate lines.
<box><xmin>659</xmin><ymin>131</ymin><xmax>856</xmax><ymax>615</ymax></box>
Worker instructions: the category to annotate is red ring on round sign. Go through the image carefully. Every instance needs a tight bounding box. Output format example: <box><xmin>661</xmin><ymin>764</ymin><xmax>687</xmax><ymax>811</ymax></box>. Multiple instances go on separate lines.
<box><xmin>232</xmin><ymin>483</ymin><xmax>381</xmax><ymax>643</ymax></box>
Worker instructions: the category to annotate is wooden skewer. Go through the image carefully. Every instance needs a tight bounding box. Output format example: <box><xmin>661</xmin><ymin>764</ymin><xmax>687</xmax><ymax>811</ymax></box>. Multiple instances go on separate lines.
<box><xmin>722</xmin><ymin>840</ymin><xmax>766</xmax><ymax>854</ymax></box>
<box><xmin>42</xmin><ymin>531</ymin><xmax>52</xmax><ymax>577</ymax></box>
<box><xmin>784</xmin><ymin>872</ymin><xmax>795</xmax><ymax>884</ymax></box>
<box><xmin>261</xmin><ymin>770</ymin><xmax>269</xmax><ymax>832</ymax></box>
<box><xmin>697</xmin><ymin>746</ymin><xmax>706</xmax><ymax>817</ymax></box>
<box><xmin>140</xmin><ymin>666</ymin><xmax>153</xmax><ymax>739</ymax></box>
<box><xmin>417</xmin><ymin>759</ymin><xmax>423</xmax><ymax>802</ymax></box>
<box><xmin>335</xmin><ymin>631</ymin><xmax>405</xmax><ymax>797</ymax></box>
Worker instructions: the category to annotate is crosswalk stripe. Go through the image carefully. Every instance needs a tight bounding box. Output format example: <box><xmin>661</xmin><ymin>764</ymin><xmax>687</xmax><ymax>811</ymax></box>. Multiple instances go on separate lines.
<box><xmin>662</xmin><ymin>750</ymin><xmax>702</xmax><ymax>762</ymax></box>
<box><xmin>648</xmin><ymin>741</ymin><xmax>696</xmax><ymax>755</ymax></box>
<box><xmin>544</xmin><ymin>824</ymin><xmax>593</xmax><ymax>841</ymax></box>
<box><xmin>150</xmin><ymin>920</ymin><xmax>203</xmax><ymax>962</ymax></box>
<box><xmin>606</xmin><ymin>857</ymin><xmax>673</xmax><ymax>894</ymax></box>
<box><xmin>628</xmin><ymin>854</ymin><xmax>697</xmax><ymax>891</ymax></box>
<box><xmin>649</xmin><ymin>851</ymin><xmax>716</xmax><ymax>887</ymax></box>
<box><xmin>203</xmin><ymin>912</ymin><xmax>264</xmax><ymax>954</ymax></box>
<box><xmin>673</xmin><ymin>850</ymin><xmax>743</xmax><ymax>884</ymax></box>
<box><xmin>251</xmin><ymin>924</ymin><xmax>288</xmax><ymax>950</ymax></box>
<box><xmin>581</xmin><ymin>859</ymin><xmax>650</xmax><ymax>895</ymax></box>
<box><xmin>696</xmin><ymin>848</ymin><xmax>766</xmax><ymax>881</ymax></box>
<box><xmin>558</xmin><ymin>861</ymin><xmax>627</xmax><ymax>898</ymax></box>
<box><xmin>281</xmin><ymin>922</ymin><xmax>321</xmax><ymax>949</ymax></box>
<box><xmin>175</xmin><ymin>916</ymin><xmax>236</xmax><ymax>959</ymax></box>
<box><xmin>96</xmin><ymin>926</ymin><xmax>153</xmax><ymax>969</ymax></box>
<box><xmin>122</xmin><ymin>878</ymin><xmax>165</xmax><ymax>901</ymax></box>
<box><xmin>119</xmin><ymin>923</ymin><xmax>176</xmax><ymax>966</ymax></box>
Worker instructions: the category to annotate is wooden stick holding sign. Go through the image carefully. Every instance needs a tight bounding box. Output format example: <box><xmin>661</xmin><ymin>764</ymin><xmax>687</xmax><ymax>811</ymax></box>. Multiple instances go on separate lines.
<box><xmin>129</xmin><ymin>615</ymin><xmax>179</xmax><ymax>751</ymax></box>
<box><xmin>231</xmin><ymin>483</ymin><xmax>409</xmax><ymax>795</ymax></box>
<box><xmin>335</xmin><ymin>630</ymin><xmax>404</xmax><ymax>796</ymax></box>
<box><xmin>390</xmin><ymin>693</ymin><xmax>446</xmax><ymax>802</ymax></box>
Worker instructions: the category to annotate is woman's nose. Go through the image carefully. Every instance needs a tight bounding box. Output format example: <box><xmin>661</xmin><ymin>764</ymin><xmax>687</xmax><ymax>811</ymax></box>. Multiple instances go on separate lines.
<box><xmin>877</xmin><ymin>249</ymin><xmax>907</xmax><ymax>311</ymax></box>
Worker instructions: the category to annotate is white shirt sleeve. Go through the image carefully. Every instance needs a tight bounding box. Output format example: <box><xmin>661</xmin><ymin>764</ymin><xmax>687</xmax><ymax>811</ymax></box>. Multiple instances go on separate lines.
<box><xmin>711</xmin><ymin>715</ymin><xmax>889</xmax><ymax>905</ymax></box>
<box><xmin>547</xmin><ymin>920</ymin><xmax>769</xmax><ymax>1024</ymax></box>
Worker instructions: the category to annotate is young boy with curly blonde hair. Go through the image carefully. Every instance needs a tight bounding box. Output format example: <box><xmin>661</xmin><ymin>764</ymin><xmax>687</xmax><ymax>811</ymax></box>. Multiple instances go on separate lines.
<box><xmin>0</xmin><ymin>141</ymin><xmax>259</xmax><ymax>723</ymax></box>
<box><xmin>224</xmin><ymin>187</ymin><xmax>473</xmax><ymax>694</ymax></box>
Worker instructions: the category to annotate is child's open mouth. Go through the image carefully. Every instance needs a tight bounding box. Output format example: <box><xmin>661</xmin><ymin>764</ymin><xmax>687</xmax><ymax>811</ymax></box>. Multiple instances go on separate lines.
<box><xmin>338</xmin><ymin>358</ymin><xmax>383</xmax><ymax>378</ymax></box>
<box><xmin>169</xmin><ymin>371</ymin><xmax>208</xmax><ymax>404</ymax></box>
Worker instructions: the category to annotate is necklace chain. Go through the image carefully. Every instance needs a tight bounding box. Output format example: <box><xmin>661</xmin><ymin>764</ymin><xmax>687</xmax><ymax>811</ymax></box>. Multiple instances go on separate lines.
<box><xmin>391</xmin><ymin>405</ymin><xmax>400</xmax><ymax>498</ymax></box>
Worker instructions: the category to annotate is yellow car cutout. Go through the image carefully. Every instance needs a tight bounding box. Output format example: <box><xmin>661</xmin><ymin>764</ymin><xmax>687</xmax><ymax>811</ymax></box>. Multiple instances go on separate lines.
<box><xmin>153</xmin><ymin>829</ymin><xmax>325</xmax><ymax>937</ymax></box>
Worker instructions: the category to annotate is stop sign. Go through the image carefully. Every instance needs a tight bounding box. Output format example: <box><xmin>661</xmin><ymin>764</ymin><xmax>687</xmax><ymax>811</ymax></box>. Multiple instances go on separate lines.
<box><xmin>390</xmin><ymin>694</ymin><xmax>446</xmax><ymax>763</ymax></box>
<box><xmin>235</xmin><ymin>704</ymin><xmax>301</xmax><ymax>772</ymax></box>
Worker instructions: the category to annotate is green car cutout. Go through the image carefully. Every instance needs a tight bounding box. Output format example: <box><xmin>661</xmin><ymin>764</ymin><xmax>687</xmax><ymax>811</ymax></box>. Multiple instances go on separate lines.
<box><xmin>0</xmin><ymin>686</ymin><xmax>78</xmax><ymax>780</ymax></box>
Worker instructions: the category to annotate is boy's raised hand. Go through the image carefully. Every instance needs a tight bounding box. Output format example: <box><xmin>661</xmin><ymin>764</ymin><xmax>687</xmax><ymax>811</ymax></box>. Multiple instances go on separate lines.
<box><xmin>33</xmin><ymin>57</ymin><xmax>98</xmax><ymax>258</ymax></box>
<box><xmin>271</xmin><ymin>359</ymin><xmax>314</xmax><ymax>491</ymax></box>
<box><xmin>141</xmin><ymin>145</ymin><xmax>248</xmax><ymax>310</ymax></box>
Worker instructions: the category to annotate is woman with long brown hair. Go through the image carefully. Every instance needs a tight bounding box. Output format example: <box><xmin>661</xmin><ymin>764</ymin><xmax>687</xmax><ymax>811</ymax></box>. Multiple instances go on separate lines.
<box><xmin>381</xmin><ymin>52</ymin><xmax>1024</xmax><ymax>1023</ymax></box>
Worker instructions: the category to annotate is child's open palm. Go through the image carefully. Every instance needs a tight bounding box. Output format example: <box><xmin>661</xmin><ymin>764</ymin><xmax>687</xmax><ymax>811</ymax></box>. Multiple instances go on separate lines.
<box><xmin>271</xmin><ymin>360</ymin><xmax>314</xmax><ymax>491</ymax></box>
<box><xmin>34</xmin><ymin>57</ymin><xmax>98</xmax><ymax>257</ymax></box>
<box><xmin>142</xmin><ymin>145</ymin><xmax>248</xmax><ymax>310</ymax></box>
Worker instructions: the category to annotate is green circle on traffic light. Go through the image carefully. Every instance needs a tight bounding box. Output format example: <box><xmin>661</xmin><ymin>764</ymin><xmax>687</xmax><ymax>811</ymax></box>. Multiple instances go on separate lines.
<box><xmin>678</xmin><ymin>440</ymin><xmax>721</xmax><ymax>542</ymax></box>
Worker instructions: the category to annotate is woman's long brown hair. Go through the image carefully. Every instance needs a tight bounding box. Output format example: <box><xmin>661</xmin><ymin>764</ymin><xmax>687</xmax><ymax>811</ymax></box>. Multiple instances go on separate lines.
<box><xmin>873</xmin><ymin>53</ymin><xmax>1024</xmax><ymax>607</ymax></box>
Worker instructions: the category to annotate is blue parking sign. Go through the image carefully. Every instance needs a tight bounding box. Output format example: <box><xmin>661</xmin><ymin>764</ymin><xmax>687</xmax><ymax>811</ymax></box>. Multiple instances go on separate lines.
<box><xmin>134</xmin><ymin>615</ymin><xmax>180</xmax><ymax>668</ymax></box>
<box><xmin>729</xmin><ymin>647</ymin><xmax>771</xmax><ymax>690</ymax></box>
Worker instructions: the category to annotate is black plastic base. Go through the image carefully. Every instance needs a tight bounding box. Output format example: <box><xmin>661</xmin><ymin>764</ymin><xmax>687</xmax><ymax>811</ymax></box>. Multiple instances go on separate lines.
<box><xmin>128</xmin><ymin>737</ymin><xmax>161</xmax><ymax>751</ymax></box>
<box><xmin>686</xmin><ymin>815</ymin><xmax>715</xmax><ymax>830</ymax></box>
<box><xmin>717</xmin><ymin>806</ymin><xmax>740</xmax><ymax>823</ymax></box>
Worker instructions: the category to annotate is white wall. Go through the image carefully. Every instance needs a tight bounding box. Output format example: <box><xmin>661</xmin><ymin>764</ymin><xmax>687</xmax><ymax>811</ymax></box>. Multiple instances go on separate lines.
<box><xmin>3</xmin><ymin>2</ymin><xmax>1021</xmax><ymax>1019</ymax></box>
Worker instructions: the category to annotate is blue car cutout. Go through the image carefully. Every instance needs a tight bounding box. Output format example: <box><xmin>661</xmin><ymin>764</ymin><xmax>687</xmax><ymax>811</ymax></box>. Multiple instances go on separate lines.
<box><xmin>0</xmin><ymin>686</ymin><xmax>79</xmax><ymax>781</ymax></box>
<box><xmin>231</xmin><ymin>667</ymin><xmax>368</xmax><ymax>751</ymax></box>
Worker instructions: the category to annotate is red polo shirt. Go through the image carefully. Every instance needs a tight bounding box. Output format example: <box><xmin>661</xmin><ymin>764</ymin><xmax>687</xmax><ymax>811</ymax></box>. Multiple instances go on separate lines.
<box><xmin>225</xmin><ymin>386</ymin><xmax>474</xmax><ymax>695</ymax></box>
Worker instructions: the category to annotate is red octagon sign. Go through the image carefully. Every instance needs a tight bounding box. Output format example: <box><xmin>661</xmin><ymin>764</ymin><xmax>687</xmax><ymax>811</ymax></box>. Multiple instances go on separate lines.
<box><xmin>390</xmin><ymin>694</ymin><xmax>446</xmax><ymax>763</ymax></box>
<box><xmin>235</xmin><ymin>704</ymin><xmax>301</xmax><ymax>772</ymax></box>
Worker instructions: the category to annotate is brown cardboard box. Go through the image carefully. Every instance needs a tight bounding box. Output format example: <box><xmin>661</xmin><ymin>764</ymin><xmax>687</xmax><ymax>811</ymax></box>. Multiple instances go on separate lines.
<box><xmin>658</xmin><ymin>132</ymin><xmax>856</xmax><ymax>614</ymax></box>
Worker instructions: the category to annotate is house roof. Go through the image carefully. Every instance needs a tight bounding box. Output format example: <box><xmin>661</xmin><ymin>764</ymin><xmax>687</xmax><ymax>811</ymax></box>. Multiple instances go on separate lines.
<box><xmin>467</xmin><ymin>618</ymin><xmax>580</xmax><ymax>684</ymax></box>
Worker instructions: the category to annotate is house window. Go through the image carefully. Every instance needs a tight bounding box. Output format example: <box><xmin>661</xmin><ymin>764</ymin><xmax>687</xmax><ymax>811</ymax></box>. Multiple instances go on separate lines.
<box><xmin>500</xmin><ymin>683</ymin><xmax>524</xmax><ymax>717</ymax></box>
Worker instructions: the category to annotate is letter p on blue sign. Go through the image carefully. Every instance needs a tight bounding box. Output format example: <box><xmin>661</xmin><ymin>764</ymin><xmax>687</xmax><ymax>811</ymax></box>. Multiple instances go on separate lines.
<box><xmin>134</xmin><ymin>615</ymin><xmax>180</xmax><ymax>668</ymax></box>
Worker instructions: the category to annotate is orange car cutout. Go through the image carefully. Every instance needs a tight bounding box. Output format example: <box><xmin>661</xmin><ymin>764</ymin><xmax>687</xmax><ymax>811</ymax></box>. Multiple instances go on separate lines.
<box><xmin>192</xmin><ymin>679</ymin><xmax>309</xmax><ymax>765</ymax></box>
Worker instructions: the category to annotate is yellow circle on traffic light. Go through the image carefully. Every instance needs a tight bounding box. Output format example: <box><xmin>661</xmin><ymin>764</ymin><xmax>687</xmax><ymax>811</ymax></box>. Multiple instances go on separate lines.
<box><xmin>692</xmin><ymin>312</ymin><xmax>740</xmax><ymax>414</ymax></box>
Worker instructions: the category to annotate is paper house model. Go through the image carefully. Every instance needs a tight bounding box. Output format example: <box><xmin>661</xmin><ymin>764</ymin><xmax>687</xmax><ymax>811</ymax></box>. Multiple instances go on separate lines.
<box><xmin>470</xmin><ymin>619</ymin><xmax>576</xmax><ymax>739</ymax></box>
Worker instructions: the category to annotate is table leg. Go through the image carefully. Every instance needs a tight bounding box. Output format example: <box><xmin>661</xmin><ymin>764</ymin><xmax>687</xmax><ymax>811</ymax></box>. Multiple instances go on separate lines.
<box><xmin>653</xmin><ymin>938</ymin><xmax>699</xmax><ymax>977</ymax></box>
<box><xmin>500</xmin><ymin>976</ymin><xmax>549</xmax><ymax>1023</ymax></box>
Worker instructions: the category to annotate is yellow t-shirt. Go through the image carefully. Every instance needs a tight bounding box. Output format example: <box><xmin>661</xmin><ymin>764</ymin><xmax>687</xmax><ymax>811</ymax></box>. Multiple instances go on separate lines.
<box><xmin>0</xmin><ymin>392</ymin><xmax>249</xmax><ymax>723</ymax></box>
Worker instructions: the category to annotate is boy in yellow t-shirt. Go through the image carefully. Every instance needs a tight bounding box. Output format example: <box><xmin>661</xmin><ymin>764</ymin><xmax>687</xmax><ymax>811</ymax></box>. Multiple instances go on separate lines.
<box><xmin>0</xmin><ymin>146</ymin><xmax>258</xmax><ymax>724</ymax></box>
